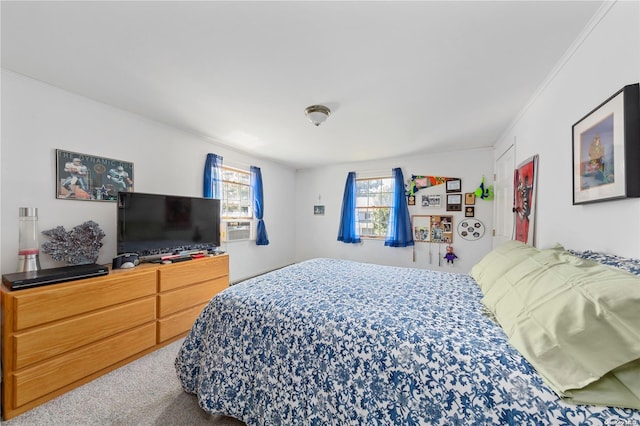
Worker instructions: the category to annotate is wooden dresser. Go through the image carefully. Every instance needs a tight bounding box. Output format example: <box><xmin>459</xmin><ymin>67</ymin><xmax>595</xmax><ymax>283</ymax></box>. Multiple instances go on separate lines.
<box><xmin>1</xmin><ymin>254</ymin><xmax>229</xmax><ymax>420</ymax></box>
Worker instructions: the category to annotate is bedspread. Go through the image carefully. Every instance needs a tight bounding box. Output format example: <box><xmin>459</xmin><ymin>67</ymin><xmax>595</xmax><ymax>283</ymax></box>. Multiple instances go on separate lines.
<box><xmin>175</xmin><ymin>258</ymin><xmax>640</xmax><ymax>425</ymax></box>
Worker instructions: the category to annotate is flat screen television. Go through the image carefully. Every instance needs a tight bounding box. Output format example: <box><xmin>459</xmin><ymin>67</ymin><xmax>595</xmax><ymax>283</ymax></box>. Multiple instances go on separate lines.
<box><xmin>117</xmin><ymin>192</ymin><xmax>221</xmax><ymax>259</ymax></box>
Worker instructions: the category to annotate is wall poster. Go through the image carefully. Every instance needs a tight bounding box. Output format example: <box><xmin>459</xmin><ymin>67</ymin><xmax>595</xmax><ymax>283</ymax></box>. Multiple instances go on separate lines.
<box><xmin>56</xmin><ymin>149</ymin><xmax>134</xmax><ymax>201</ymax></box>
<box><xmin>513</xmin><ymin>155</ymin><xmax>538</xmax><ymax>245</ymax></box>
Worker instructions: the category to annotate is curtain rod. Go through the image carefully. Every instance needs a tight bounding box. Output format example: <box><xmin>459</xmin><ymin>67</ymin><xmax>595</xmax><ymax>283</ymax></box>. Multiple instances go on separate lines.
<box><xmin>222</xmin><ymin>158</ymin><xmax>254</xmax><ymax>170</ymax></box>
<box><xmin>355</xmin><ymin>167</ymin><xmax>395</xmax><ymax>178</ymax></box>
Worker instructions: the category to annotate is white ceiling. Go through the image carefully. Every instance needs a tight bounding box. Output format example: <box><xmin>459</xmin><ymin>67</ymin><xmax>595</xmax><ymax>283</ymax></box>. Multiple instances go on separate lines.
<box><xmin>1</xmin><ymin>1</ymin><xmax>604</xmax><ymax>170</ymax></box>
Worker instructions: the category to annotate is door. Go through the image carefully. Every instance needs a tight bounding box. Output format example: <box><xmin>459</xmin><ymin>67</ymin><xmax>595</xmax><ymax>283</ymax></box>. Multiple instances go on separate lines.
<box><xmin>493</xmin><ymin>144</ymin><xmax>515</xmax><ymax>247</ymax></box>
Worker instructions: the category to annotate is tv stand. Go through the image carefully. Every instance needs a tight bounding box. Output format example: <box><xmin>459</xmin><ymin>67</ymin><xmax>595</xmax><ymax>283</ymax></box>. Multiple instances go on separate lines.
<box><xmin>1</xmin><ymin>254</ymin><xmax>229</xmax><ymax>420</ymax></box>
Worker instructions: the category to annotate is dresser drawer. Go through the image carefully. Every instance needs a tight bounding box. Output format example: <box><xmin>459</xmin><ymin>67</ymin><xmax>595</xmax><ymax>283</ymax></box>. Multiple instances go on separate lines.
<box><xmin>157</xmin><ymin>302</ymin><xmax>207</xmax><ymax>343</ymax></box>
<box><xmin>12</xmin><ymin>322</ymin><xmax>156</xmax><ymax>408</ymax></box>
<box><xmin>13</xmin><ymin>296</ymin><xmax>156</xmax><ymax>370</ymax></box>
<box><xmin>2</xmin><ymin>255</ymin><xmax>231</xmax><ymax>421</ymax></box>
<box><xmin>12</xmin><ymin>270</ymin><xmax>157</xmax><ymax>331</ymax></box>
<box><xmin>158</xmin><ymin>256</ymin><xmax>228</xmax><ymax>292</ymax></box>
<box><xmin>157</xmin><ymin>276</ymin><xmax>227</xmax><ymax>318</ymax></box>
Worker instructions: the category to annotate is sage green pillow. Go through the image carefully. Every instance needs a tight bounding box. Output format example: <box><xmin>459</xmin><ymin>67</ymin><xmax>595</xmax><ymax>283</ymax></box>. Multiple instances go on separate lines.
<box><xmin>485</xmin><ymin>247</ymin><xmax>640</xmax><ymax>409</ymax></box>
<box><xmin>564</xmin><ymin>359</ymin><xmax>640</xmax><ymax>409</ymax></box>
<box><xmin>469</xmin><ymin>240</ymin><xmax>539</xmax><ymax>294</ymax></box>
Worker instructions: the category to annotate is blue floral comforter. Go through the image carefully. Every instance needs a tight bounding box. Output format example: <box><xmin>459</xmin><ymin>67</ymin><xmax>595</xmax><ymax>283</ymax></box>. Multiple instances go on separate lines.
<box><xmin>175</xmin><ymin>258</ymin><xmax>640</xmax><ymax>425</ymax></box>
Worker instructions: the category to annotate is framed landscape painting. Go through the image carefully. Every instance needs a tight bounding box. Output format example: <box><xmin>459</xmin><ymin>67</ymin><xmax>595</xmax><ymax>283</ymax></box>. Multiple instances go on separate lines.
<box><xmin>572</xmin><ymin>83</ymin><xmax>640</xmax><ymax>204</ymax></box>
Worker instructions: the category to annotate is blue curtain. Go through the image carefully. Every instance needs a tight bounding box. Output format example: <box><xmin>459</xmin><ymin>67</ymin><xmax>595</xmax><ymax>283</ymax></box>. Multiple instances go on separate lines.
<box><xmin>251</xmin><ymin>166</ymin><xmax>269</xmax><ymax>246</ymax></box>
<box><xmin>337</xmin><ymin>172</ymin><xmax>361</xmax><ymax>244</ymax></box>
<box><xmin>203</xmin><ymin>153</ymin><xmax>223</xmax><ymax>199</ymax></box>
<box><xmin>385</xmin><ymin>167</ymin><xmax>414</xmax><ymax>247</ymax></box>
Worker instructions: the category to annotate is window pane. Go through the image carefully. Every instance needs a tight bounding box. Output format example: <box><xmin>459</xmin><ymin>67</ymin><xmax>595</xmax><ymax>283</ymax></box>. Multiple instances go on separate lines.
<box><xmin>355</xmin><ymin>176</ymin><xmax>392</xmax><ymax>238</ymax></box>
<box><xmin>357</xmin><ymin>207</ymin><xmax>390</xmax><ymax>238</ymax></box>
<box><xmin>356</xmin><ymin>180</ymin><xmax>369</xmax><ymax>195</ymax></box>
<box><xmin>222</xmin><ymin>167</ymin><xmax>252</xmax><ymax>219</ymax></box>
<box><xmin>369</xmin><ymin>179</ymin><xmax>382</xmax><ymax>191</ymax></box>
<box><xmin>372</xmin><ymin>207</ymin><xmax>390</xmax><ymax>236</ymax></box>
<box><xmin>240</xmin><ymin>186</ymin><xmax>250</xmax><ymax>202</ymax></box>
<box><xmin>379</xmin><ymin>192</ymin><xmax>393</xmax><ymax>206</ymax></box>
<box><xmin>238</xmin><ymin>173</ymin><xmax>250</xmax><ymax>185</ymax></box>
<box><xmin>356</xmin><ymin>195</ymin><xmax>369</xmax><ymax>208</ymax></box>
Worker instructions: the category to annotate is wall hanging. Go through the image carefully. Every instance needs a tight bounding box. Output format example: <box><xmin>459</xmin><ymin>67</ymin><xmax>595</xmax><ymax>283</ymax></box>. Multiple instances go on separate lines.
<box><xmin>412</xmin><ymin>214</ymin><xmax>454</xmax><ymax>265</ymax></box>
<box><xmin>421</xmin><ymin>194</ymin><xmax>442</xmax><ymax>207</ymax></box>
<box><xmin>572</xmin><ymin>83</ymin><xmax>640</xmax><ymax>204</ymax></box>
<box><xmin>465</xmin><ymin>193</ymin><xmax>476</xmax><ymax>205</ymax></box>
<box><xmin>444</xmin><ymin>245</ymin><xmax>458</xmax><ymax>264</ymax></box>
<box><xmin>465</xmin><ymin>206</ymin><xmax>475</xmax><ymax>217</ymax></box>
<box><xmin>411</xmin><ymin>215</ymin><xmax>453</xmax><ymax>243</ymax></box>
<box><xmin>405</xmin><ymin>175</ymin><xmax>455</xmax><ymax>196</ymax></box>
<box><xmin>513</xmin><ymin>155</ymin><xmax>538</xmax><ymax>245</ymax></box>
<box><xmin>445</xmin><ymin>178</ymin><xmax>461</xmax><ymax>193</ymax></box>
<box><xmin>56</xmin><ymin>149</ymin><xmax>134</xmax><ymax>201</ymax></box>
<box><xmin>474</xmin><ymin>176</ymin><xmax>494</xmax><ymax>200</ymax></box>
<box><xmin>446</xmin><ymin>194</ymin><xmax>462</xmax><ymax>211</ymax></box>
<box><xmin>457</xmin><ymin>218</ymin><xmax>485</xmax><ymax>241</ymax></box>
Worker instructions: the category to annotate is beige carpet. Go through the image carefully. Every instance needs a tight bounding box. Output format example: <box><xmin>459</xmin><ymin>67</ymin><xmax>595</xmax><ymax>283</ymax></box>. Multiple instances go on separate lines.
<box><xmin>3</xmin><ymin>338</ymin><xmax>246</xmax><ymax>426</ymax></box>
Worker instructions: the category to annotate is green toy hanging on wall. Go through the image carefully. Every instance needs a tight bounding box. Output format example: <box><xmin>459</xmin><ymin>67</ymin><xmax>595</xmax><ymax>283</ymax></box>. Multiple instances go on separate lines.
<box><xmin>474</xmin><ymin>176</ymin><xmax>494</xmax><ymax>200</ymax></box>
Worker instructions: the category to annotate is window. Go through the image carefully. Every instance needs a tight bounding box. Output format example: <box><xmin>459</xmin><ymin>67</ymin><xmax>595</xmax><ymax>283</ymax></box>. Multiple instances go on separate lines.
<box><xmin>221</xmin><ymin>166</ymin><xmax>252</xmax><ymax>219</ymax></box>
<box><xmin>356</xmin><ymin>177</ymin><xmax>393</xmax><ymax>238</ymax></box>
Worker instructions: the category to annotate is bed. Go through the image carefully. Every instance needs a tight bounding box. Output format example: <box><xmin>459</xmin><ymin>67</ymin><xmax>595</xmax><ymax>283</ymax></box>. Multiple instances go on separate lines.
<box><xmin>175</xmin><ymin>242</ymin><xmax>640</xmax><ymax>425</ymax></box>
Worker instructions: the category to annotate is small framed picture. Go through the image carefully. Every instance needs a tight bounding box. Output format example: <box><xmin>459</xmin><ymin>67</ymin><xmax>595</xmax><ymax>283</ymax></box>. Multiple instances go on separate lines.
<box><xmin>432</xmin><ymin>215</ymin><xmax>453</xmax><ymax>243</ymax></box>
<box><xmin>446</xmin><ymin>193</ymin><xmax>462</xmax><ymax>211</ymax></box>
<box><xmin>421</xmin><ymin>194</ymin><xmax>442</xmax><ymax>207</ymax></box>
<box><xmin>314</xmin><ymin>205</ymin><xmax>325</xmax><ymax>215</ymax></box>
<box><xmin>465</xmin><ymin>193</ymin><xmax>476</xmax><ymax>205</ymax></box>
<box><xmin>465</xmin><ymin>206</ymin><xmax>475</xmax><ymax>217</ymax></box>
<box><xmin>445</xmin><ymin>178</ymin><xmax>461</xmax><ymax>193</ymax></box>
<box><xmin>412</xmin><ymin>215</ymin><xmax>431</xmax><ymax>242</ymax></box>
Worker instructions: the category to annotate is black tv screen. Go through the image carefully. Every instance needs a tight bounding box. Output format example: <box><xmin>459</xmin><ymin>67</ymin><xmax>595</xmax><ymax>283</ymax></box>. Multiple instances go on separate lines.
<box><xmin>117</xmin><ymin>192</ymin><xmax>221</xmax><ymax>259</ymax></box>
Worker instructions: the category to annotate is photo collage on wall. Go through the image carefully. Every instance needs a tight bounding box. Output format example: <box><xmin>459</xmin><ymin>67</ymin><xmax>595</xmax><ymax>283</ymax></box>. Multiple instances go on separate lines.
<box><xmin>412</xmin><ymin>215</ymin><xmax>454</xmax><ymax>244</ymax></box>
<box><xmin>409</xmin><ymin>173</ymin><xmax>488</xmax><ymax>248</ymax></box>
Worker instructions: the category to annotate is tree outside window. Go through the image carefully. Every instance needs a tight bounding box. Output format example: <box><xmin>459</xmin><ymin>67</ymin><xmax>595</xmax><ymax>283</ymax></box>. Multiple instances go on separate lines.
<box><xmin>222</xmin><ymin>167</ymin><xmax>252</xmax><ymax>219</ymax></box>
<box><xmin>356</xmin><ymin>177</ymin><xmax>393</xmax><ymax>238</ymax></box>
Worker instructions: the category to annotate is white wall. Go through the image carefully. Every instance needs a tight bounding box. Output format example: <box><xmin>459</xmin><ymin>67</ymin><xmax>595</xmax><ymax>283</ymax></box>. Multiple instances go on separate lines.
<box><xmin>294</xmin><ymin>148</ymin><xmax>494</xmax><ymax>273</ymax></box>
<box><xmin>494</xmin><ymin>0</ymin><xmax>640</xmax><ymax>257</ymax></box>
<box><xmin>3</xmin><ymin>0</ymin><xmax>638</xmax><ymax>280</ymax></box>
<box><xmin>0</xmin><ymin>71</ymin><xmax>296</xmax><ymax>282</ymax></box>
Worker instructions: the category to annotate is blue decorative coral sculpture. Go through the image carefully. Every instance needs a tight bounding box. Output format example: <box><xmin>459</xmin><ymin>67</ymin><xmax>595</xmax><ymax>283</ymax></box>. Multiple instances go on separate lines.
<box><xmin>41</xmin><ymin>220</ymin><xmax>105</xmax><ymax>265</ymax></box>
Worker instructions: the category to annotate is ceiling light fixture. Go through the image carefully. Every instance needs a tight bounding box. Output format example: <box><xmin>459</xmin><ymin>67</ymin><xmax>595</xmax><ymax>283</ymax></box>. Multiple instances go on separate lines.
<box><xmin>304</xmin><ymin>104</ymin><xmax>331</xmax><ymax>126</ymax></box>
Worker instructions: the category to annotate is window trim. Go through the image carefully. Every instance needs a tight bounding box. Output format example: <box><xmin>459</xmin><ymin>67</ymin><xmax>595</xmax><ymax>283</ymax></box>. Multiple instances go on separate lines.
<box><xmin>221</xmin><ymin>165</ymin><xmax>253</xmax><ymax>221</ymax></box>
<box><xmin>356</xmin><ymin>175</ymin><xmax>393</xmax><ymax>240</ymax></box>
